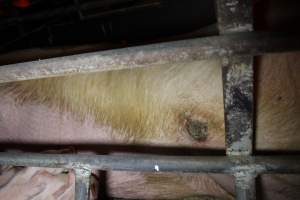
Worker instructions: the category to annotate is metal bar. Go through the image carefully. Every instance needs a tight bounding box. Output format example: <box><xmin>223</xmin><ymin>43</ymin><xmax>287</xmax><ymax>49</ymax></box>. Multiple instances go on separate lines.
<box><xmin>216</xmin><ymin>0</ymin><xmax>255</xmax><ymax>199</ymax></box>
<box><xmin>80</xmin><ymin>1</ymin><xmax>162</xmax><ymax>21</ymax></box>
<box><xmin>75</xmin><ymin>168</ymin><xmax>92</xmax><ymax>200</ymax></box>
<box><xmin>216</xmin><ymin>0</ymin><xmax>253</xmax><ymax>34</ymax></box>
<box><xmin>217</xmin><ymin>0</ymin><xmax>254</xmax><ymax>156</ymax></box>
<box><xmin>0</xmin><ymin>153</ymin><xmax>300</xmax><ymax>174</ymax></box>
<box><xmin>222</xmin><ymin>57</ymin><xmax>254</xmax><ymax>155</ymax></box>
<box><xmin>235</xmin><ymin>172</ymin><xmax>256</xmax><ymax>200</ymax></box>
<box><xmin>0</xmin><ymin>32</ymin><xmax>300</xmax><ymax>83</ymax></box>
<box><xmin>0</xmin><ymin>0</ymin><xmax>161</xmax><ymax>28</ymax></box>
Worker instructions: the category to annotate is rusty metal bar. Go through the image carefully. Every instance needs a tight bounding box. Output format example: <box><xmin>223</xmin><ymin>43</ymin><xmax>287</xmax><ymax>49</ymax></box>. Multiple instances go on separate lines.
<box><xmin>222</xmin><ymin>57</ymin><xmax>254</xmax><ymax>155</ymax></box>
<box><xmin>217</xmin><ymin>0</ymin><xmax>253</xmax><ymax>34</ymax></box>
<box><xmin>216</xmin><ymin>0</ymin><xmax>255</xmax><ymax>199</ymax></box>
<box><xmin>234</xmin><ymin>172</ymin><xmax>256</xmax><ymax>200</ymax></box>
<box><xmin>0</xmin><ymin>153</ymin><xmax>300</xmax><ymax>174</ymax></box>
<box><xmin>74</xmin><ymin>168</ymin><xmax>92</xmax><ymax>200</ymax></box>
<box><xmin>217</xmin><ymin>0</ymin><xmax>254</xmax><ymax>156</ymax></box>
<box><xmin>0</xmin><ymin>32</ymin><xmax>300</xmax><ymax>83</ymax></box>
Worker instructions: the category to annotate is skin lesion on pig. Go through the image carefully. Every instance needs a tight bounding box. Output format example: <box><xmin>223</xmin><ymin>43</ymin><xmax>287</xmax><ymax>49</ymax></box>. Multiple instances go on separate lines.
<box><xmin>179</xmin><ymin>111</ymin><xmax>209</xmax><ymax>142</ymax></box>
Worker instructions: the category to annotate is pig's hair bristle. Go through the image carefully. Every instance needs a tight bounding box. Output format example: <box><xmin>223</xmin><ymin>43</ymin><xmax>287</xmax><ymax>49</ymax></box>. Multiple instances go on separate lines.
<box><xmin>0</xmin><ymin>59</ymin><xmax>225</xmax><ymax>141</ymax></box>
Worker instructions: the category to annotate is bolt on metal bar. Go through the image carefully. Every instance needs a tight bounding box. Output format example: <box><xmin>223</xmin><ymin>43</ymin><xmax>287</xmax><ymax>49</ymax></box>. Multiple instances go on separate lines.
<box><xmin>0</xmin><ymin>32</ymin><xmax>300</xmax><ymax>83</ymax></box>
<box><xmin>75</xmin><ymin>168</ymin><xmax>92</xmax><ymax>200</ymax></box>
<box><xmin>1</xmin><ymin>153</ymin><xmax>300</xmax><ymax>174</ymax></box>
<box><xmin>216</xmin><ymin>0</ymin><xmax>255</xmax><ymax>199</ymax></box>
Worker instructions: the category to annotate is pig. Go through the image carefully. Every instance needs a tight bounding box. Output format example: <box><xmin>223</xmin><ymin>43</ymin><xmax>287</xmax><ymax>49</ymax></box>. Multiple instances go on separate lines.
<box><xmin>0</xmin><ymin>51</ymin><xmax>299</xmax><ymax>200</ymax></box>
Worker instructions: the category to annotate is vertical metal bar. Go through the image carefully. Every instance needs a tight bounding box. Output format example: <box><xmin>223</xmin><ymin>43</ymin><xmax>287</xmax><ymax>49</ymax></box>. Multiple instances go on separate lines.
<box><xmin>216</xmin><ymin>0</ymin><xmax>254</xmax><ymax>156</ymax></box>
<box><xmin>235</xmin><ymin>173</ymin><xmax>256</xmax><ymax>200</ymax></box>
<box><xmin>216</xmin><ymin>0</ymin><xmax>256</xmax><ymax>199</ymax></box>
<box><xmin>216</xmin><ymin>0</ymin><xmax>253</xmax><ymax>34</ymax></box>
<box><xmin>222</xmin><ymin>57</ymin><xmax>254</xmax><ymax>155</ymax></box>
<box><xmin>75</xmin><ymin>168</ymin><xmax>92</xmax><ymax>200</ymax></box>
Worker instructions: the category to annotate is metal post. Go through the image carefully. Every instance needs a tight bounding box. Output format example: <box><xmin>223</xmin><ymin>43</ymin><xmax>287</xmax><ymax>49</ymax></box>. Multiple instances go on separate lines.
<box><xmin>235</xmin><ymin>172</ymin><xmax>256</xmax><ymax>200</ymax></box>
<box><xmin>216</xmin><ymin>0</ymin><xmax>256</xmax><ymax>199</ymax></box>
<box><xmin>222</xmin><ymin>57</ymin><xmax>254</xmax><ymax>155</ymax></box>
<box><xmin>75</xmin><ymin>168</ymin><xmax>92</xmax><ymax>200</ymax></box>
<box><xmin>1</xmin><ymin>32</ymin><xmax>300</xmax><ymax>83</ymax></box>
<box><xmin>216</xmin><ymin>0</ymin><xmax>254</xmax><ymax>156</ymax></box>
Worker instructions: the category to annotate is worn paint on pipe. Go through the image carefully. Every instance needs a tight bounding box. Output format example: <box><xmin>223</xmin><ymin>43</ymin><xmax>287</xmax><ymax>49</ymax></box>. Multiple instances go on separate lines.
<box><xmin>0</xmin><ymin>32</ymin><xmax>300</xmax><ymax>83</ymax></box>
<box><xmin>0</xmin><ymin>153</ymin><xmax>300</xmax><ymax>174</ymax></box>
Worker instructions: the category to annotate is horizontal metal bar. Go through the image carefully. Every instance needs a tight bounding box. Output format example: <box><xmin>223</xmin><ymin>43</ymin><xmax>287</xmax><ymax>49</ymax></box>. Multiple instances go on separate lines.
<box><xmin>0</xmin><ymin>0</ymin><xmax>161</xmax><ymax>28</ymax></box>
<box><xmin>0</xmin><ymin>153</ymin><xmax>300</xmax><ymax>174</ymax></box>
<box><xmin>0</xmin><ymin>32</ymin><xmax>300</xmax><ymax>83</ymax></box>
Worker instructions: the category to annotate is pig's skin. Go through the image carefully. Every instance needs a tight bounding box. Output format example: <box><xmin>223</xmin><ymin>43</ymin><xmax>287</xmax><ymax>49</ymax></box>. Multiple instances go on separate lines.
<box><xmin>0</xmin><ymin>167</ymin><xmax>75</xmax><ymax>200</ymax></box>
<box><xmin>0</xmin><ymin>52</ymin><xmax>299</xmax><ymax>199</ymax></box>
<box><xmin>0</xmin><ymin>59</ymin><xmax>231</xmax><ymax>199</ymax></box>
<box><xmin>0</xmin><ymin>58</ymin><xmax>226</xmax><ymax>148</ymax></box>
<box><xmin>0</xmin><ymin>53</ymin><xmax>299</xmax><ymax>149</ymax></box>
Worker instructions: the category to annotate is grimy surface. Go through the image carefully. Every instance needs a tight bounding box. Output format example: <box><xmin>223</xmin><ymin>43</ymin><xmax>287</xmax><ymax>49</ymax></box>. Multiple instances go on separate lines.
<box><xmin>0</xmin><ymin>52</ymin><xmax>299</xmax><ymax>199</ymax></box>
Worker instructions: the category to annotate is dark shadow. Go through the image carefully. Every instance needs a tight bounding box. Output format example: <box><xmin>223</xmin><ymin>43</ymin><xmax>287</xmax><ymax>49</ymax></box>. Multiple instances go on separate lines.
<box><xmin>256</xmin><ymin>175</ymin><xmax>263</xmax><ymax>200</ymax></box>
<box><xmin>0</xmin><ymin>142</ymin><xmax>225</xmax><ymax>156</ymax></box>
<box><xmin>1</xmin><ymin>142</ymin><xmax>300</xmax><ymax>156</ymax></box>
<box><xmin>252</xmin><ymin>56</ymin><xmax>260</xmax><ymax>154</ymax></box>
<box><xmin>97</xmin><ymin>170</ymin><xmax>109</xmax><ymax>200</ymax></box>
